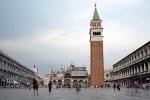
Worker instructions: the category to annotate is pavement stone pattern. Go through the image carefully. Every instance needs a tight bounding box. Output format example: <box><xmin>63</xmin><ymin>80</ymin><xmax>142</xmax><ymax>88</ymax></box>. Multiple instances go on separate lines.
<box><xmin>0</xmin><ymin>88</ymin><xmax>150</xmax><ymax>100</ymax></box>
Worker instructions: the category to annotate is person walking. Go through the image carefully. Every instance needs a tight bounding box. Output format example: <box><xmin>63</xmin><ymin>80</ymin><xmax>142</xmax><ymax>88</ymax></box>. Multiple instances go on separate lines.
<box><xmin>75</xmin><ymin>82</ymin><xmax>80</xmax><ymax>93</ymax></box>
<box><xmin>29</xmin><ymin>83</ymin><xmax>31</xmax><ymax>90</ymax></box>
<box><xmin>134</xmin><ymin>81</ymin><xmax>138</xmax><ymax>93</ymax></box>
<box><xmin>146</xmin><ymin>83</ymin><xmax>149</xmax><ymax>90</ymax></box>
<box><xmin>113</xmin><ymin>83</ymin><xmax>116</xmax><ymax>91</ymax></box>
<box><xmin>48</xmin><ymin>81</ymin><xmax>52</xmax><ymax>93</ymax></box>
<box><xmin>117</xmin><ymin>83</ymin><xmax>120</xmax><ymax>91</ymax></box>
<box><xmin>32</xmin><ymin>79</ymin><xmax>38</xmax><ymax>96</ymax></box>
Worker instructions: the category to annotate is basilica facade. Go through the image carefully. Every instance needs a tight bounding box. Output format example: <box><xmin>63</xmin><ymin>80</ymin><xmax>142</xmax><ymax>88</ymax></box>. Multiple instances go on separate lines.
<box><xmin>50</xmin><ymin>64</ymin><xmax>89</xmax><ymax>88</ymax></box>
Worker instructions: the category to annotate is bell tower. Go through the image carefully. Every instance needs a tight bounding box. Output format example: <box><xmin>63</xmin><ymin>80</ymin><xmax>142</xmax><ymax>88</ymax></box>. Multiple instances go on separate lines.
<box><xmin>89</xmin><ymin>3</ymin><xmax>104</xmax><ymax>87</ymax></box>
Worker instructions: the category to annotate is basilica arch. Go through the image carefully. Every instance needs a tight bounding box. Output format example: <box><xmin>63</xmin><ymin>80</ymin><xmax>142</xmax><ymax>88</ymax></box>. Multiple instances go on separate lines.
<box><xmin>64</xmin><ymin>79</ymin><xmax>71</xmax><ymax>87</ymax></box>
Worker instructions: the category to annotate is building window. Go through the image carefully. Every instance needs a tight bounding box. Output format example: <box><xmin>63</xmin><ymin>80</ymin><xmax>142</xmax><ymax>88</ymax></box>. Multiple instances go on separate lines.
<box><xmin>145</xmin><ymin>49</ymin><xmax>147</xmax><ymax>56</ymax></box>
<box><xmin>64</xmin><ymin>73</ymin><xmax>71</xmax><ymax>78</ymax></box>
<box><xmin>106</xmin><ymin>74</ymin><xmax>109</xmax><ymax>77</ymax></box>
<box><xmin>93</xmin><ymin>62</ymin><xmax>94</xmax><ymax>65</ymax></box>
<box><xmin>93</xmin><ymin>32</ymin><xmax>101</xmax><ymax>35</ymax></box>
<box><xmin>138</xmin><ymin>54</ymin><xmax>140</xmax><ymax>59</ymax></box>
<box><xmin>141</xmin><ymin>51</ymin><xmax>143</xmax><ymax>57</ymax></box>
<box><xmin>134</xmin><ymin>55</ymin><xmax>137</xmax><ymax>60</ymax></box>
<box><xmin>148</xmin><ymin>45</ymin><xmax>150</xmax><ymax>51</ymax></box>
<box><xmin>92</xmin><ymin>67</ymin><xmax>94</xmax><ymax>70</ymax></box>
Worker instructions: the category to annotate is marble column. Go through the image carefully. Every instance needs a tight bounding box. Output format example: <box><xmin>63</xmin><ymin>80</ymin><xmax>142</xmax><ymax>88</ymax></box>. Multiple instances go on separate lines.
<box><xmin>137</xmin><ymin>66</ymin><xmax>139</xmax><ymax>73</ymax></box>
<box><xmin>144</xmin><ymin>63</ymin><xmax>146</xmax><ymax>72</ymax></box>
<box><xmin>134</xmin><ymin>67</ymin><xmax>136</xmax><ymax>74</ymax></box>
<box><xmin>140</xmin><ymin>64</ymin><xmax>143</xmax><ymax>73</ymax></box>
<box><xmin>148</xmin><ymin>62</ymin><xmax>150</xmax><ymax>71</ymax></box>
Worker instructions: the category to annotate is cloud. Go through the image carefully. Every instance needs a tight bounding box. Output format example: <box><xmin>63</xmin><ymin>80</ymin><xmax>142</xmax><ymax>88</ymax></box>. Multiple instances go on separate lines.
<box><xmin>101</xmin><ymin>0</ymin><xmax>141</xmax><ymax>7</ymax></box>
<box><xmin>0</xmin><ymin>28</ymin><xmax>90</xmax><ymax>72</ymax></box>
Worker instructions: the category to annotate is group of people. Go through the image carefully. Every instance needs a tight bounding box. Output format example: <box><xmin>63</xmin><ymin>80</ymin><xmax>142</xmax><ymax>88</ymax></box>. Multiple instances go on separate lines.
<box><xmin>32</xmin><ymin>79</ymin><xmax>52</xmax><ymax>96</ymax></box>
<box><xmin>113</xmin><ymin>83</ymin><xmax>120</xmax><ymax>91</ymax></box>
<box><xmin>32</xmin><ymin>79</ymin><xmax>82</xmax><ymax>96</ymax></box>
<box><xmin>33</xmin><ymin>80</ymin><xmax>150</xmax><ymax>96</ymax></box>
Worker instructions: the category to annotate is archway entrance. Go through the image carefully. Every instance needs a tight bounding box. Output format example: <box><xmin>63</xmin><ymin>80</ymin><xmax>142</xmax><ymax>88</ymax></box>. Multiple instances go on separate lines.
<box><xmin>79</xmin><ymin>80</ymin><xmax>83</xmax><ymax>87</ymax></box>
<box><xmin>58</xmin><ymin>80</ymin><xmax>62</xmax><ymax>88</ymax></box>
<box><xmin>64</xmin><ymin>79</ymin><xmax>71</xmax><ymax>88</ymax></box>
<box><xmin>73</xmin><ymin>80</ymin><xmax>77</xmax><ymax>87</ymax></box>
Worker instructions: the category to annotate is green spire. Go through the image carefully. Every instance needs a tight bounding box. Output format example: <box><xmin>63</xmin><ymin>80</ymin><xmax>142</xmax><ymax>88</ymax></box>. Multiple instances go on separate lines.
<box><xmin>92</xmin><ymin>3</ymin><xmax>100</xmax><ymax>20</ymax></box>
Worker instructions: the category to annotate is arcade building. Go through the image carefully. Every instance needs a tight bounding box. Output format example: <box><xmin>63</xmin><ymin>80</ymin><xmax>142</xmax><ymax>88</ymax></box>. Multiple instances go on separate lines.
<box><xmin>0</xmin><ymin>50</ymin><xmax>40</xmax><ymax>87</ymax></box>
<box><xmin>110</xmin><ymin>41</ymin><xmax>150</xmax><ymax>87</ymax></box>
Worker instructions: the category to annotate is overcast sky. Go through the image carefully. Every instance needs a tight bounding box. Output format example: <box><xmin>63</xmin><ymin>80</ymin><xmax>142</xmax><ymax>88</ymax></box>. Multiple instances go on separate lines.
<box><xmin>0</xmin><ymin>0</ymin><xmax>150</xmax><ymax>77</ymax></box>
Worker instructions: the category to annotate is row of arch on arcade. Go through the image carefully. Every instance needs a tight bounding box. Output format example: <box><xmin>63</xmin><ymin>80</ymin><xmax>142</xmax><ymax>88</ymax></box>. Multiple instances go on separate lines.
<box><xmin>52</xmin><ymin>79</ymin><xmax>88</xmax><ymax>88</ymax></box>
<box><xmin>112</xmin><ymin>75</ymin><xmax>150</xmax><ymax>88</ymax></box>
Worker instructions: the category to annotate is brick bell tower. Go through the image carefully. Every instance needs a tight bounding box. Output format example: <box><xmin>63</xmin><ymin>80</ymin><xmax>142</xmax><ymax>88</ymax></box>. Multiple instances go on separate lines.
<box><xmin>89</xmin><ymin>3</ymin><xmax>104</xmax><ymax>87</ymax></box>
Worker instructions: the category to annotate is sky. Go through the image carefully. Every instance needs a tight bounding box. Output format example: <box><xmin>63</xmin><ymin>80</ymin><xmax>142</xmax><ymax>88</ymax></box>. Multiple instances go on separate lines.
<box><xmin>0</xmin><ymin>0</ymin><xmax>150</xmax><ymax>77</ymax></box>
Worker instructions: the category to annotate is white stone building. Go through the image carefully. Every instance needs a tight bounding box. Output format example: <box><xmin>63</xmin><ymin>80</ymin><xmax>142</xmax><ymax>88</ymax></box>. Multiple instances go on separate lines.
<box><xmin>104</xmin><ymin>69</ymin><xmax>111</xmax><ymax>87</ymax></box>
<box><xmin>0</xmin><ymin>50</ymin><xmax>37</xmax><ymax>87</ymax></box>
<box><xmin>110</xmin><ymin>41</ymin><xmax>150</xmax><ymax>88</ymax></box>
<box><xmin>43</xmin><ymin>74</ymin><xmax>51</xmax><ymax>86</ymax></box>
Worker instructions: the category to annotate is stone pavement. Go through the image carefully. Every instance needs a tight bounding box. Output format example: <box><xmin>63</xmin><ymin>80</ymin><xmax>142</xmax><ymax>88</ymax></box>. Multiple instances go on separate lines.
<box><xmin>0</xmin><ymin>88</ymin><xmax>150</xmax><ymax>100</ymax></box>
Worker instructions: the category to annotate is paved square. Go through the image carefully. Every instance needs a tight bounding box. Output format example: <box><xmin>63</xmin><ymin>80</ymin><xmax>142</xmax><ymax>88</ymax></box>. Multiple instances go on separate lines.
<box><xmin>0</xmin><ymin>88</ymin><xmax>150</xmax><ymax>100</ymax></box>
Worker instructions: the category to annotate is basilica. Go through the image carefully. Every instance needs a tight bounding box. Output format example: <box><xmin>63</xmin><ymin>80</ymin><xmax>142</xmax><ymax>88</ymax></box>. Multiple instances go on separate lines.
<box><xmin>49</xmin><ymin>64</ymin><xmax>89</xmax><ymax>88</ymax></box>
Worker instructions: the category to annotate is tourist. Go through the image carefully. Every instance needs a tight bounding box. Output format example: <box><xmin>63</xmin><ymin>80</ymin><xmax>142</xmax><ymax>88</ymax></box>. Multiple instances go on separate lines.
<box><xmin>113</xmin><ymin>83</ymin><xmax>116</xmax><ymax>91</ymax></box>
<box><xmin>146</xmin><ymin>83</ymin><xmax>149</xmax><ymax>90</ymax></box>
<box><xmin>76</xmin><ymin>82</ymin><xmax>81</xmax><ymax>93</ymax></box>
<box><xmin>48</xmin><ymin>81</ymin><xmax>52</xmax><ymax>92</ymax></box>
<box><xmin>32</xmin><ymin>79</ymin><xmax>38</xmax><ymax>96</ymax></box>
<box><xmin>134</xmin><ymin>81</ymin><xmax>138</xmax><ymax>93</ymax></box>
<box><xmin>117</xmin><ymin>83</ymin><xmax>120</xmax><ymax>91</ymax></box>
